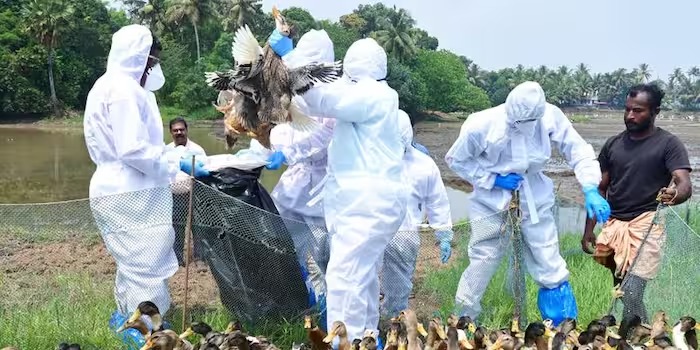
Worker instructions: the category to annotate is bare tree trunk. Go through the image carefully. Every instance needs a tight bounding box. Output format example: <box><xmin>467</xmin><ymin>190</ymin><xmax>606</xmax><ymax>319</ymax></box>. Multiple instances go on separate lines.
<box><xmin>47</xmin><ymin>46</ymin><xmax>59</xmax><ymax>115</ymax></box>
<box><xmin>193</xmin><ymin>22</ymin><xmax>201</xmax><ymax>63</ymax></box>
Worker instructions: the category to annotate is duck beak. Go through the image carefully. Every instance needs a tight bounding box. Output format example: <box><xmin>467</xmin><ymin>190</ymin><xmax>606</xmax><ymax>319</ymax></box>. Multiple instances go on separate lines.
<box><xmin>127</xmin><ymin>309</ymin><xmax>142</xmax><ymax>323</ymax></box>
<box><xmin>461</xmin><ymin>339</ymin><xmax>474</xmax><ymax>350</ymax></box>
<box><xmin>304</xmin><ymin>317</ymin><xmax>312</xmax><ymax>329</ymax></box>
<box><xmin>544</xmin><ymin>329</ymin><xmax>556</xmax><ymax>338</ymax></box>
<box><xmin>323</xmin><ymin>329</ymin><xmax>337</xmax><ymax>343</ymax></box>
<box><xmin>695</xmin><ymin>323</ymin><xmax>700</xmax><ymax>331</ymax></box>
<box><xmin>139</xmin><ymin>338</ymin><xmax>155</xmax><ymax>350</ymax></box>
<box><xmin>180</xmin><ymin>327</ymin><xmax>194</xmax><ymax>339</ymax></box>
<box><xmin>468</xmin><ymin>323</ymin><xmax>476</xmax><ymax>333</ymax></box>
<box><xmin>417</xmin><ymin>323</ymin><xmax>429</xmax><ymax>337</ymax></box>
<box><xmin>436</xmin><ymin>325</ymin><xmax>448</xmax><ymax>340</ymax></box>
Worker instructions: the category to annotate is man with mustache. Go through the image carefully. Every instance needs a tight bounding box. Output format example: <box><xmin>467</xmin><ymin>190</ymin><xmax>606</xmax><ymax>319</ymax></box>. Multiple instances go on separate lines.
<box><xmin>582</xmin><ymin>83</ymin><xmax>693</xmax><ymax>323</ymax></box>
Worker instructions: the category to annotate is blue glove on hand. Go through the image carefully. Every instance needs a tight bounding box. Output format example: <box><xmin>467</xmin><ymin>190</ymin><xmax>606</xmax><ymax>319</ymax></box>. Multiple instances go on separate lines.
<box><xmin>179</xmin><ymin>159</ymin><xmax>210</xmax><ymax>178</ymax></box>
<box><xmin>412</xmin><ymin>141</ymin><xmax>430</xmax><ymax>156</ymax></box>
<box><xmin>439</xmin><ymin>240</ymin><xmax>452</xmax><ymax>264</ymax></box>
<box><xmin>583</xmin><ymin>186</ymin><xmax>611</xmax><ymax>223</ymax></box>
<box><xmin>268</xmin><ymin>28</ymin><xmax>293</xmax><ymax>57</ymax></box>
<box><xmin>265</xmin><ymin>151</ymin><xmax>286</xmax><ymax>170</ymax></box>
<box><xmin>494</xmin><ymin>173</ymin><xmax>523</xmax><ymax>191</ymax></box>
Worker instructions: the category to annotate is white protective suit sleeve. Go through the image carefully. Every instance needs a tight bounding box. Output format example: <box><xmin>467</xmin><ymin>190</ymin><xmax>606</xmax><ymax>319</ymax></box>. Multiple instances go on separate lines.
<box><xmin>280</xmin><ymin>96</ymin><xmax>335</xmax><ymax>165</ymax></box>
<box><xmin>110</xmin><ymin>91</ymin><xmax>178</xmax><ymax>180</ymax></box>
<box><xmin>305</xmin><ymin>38</ymin><xmax>389</xmax><ymax>123</ymax></box>
<box><xmin>444</xmin><ymin>118</ymin><xmax>498</xmax><ymax>190</ymax></box>
<box><xmin>279</xmin><ymin>29</ymin><xmax>337</xmax><ymax>165</ymax></box>
<box><xmin>547</xmin><ymin>106</ymin><xmax>601</xmax><ymax>189</ymax></box>
<box><xmin>424</xmin><ymin>164</ymin><xmax>454</xmax><ymax>242</ymax></box>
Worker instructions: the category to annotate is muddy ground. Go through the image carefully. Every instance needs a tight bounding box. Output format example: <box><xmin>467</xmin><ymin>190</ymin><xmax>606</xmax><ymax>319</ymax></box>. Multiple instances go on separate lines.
<box><xmin>415</xmin><ymin>112</ymin><xmax>700</xmax><ymax>204</ymax></box>
<box><xmin>1</xmin><ymin>111</ymin><xmax>698</xmax><ymax>324</ymax></box>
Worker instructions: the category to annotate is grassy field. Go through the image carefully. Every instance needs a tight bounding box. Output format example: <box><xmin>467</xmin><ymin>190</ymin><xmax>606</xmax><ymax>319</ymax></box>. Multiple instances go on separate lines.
<box><xmin>0</xmin><ymin>204</ymin><xmax>698</xmax><ymax>349</ymax></box>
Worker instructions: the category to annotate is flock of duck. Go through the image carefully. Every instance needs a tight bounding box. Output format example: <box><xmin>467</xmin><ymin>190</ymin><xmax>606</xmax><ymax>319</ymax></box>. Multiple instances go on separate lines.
<box><xmin>5</xmin><ymin>299</ymin><xmax>699</xmax><ymax>350</ymax></box>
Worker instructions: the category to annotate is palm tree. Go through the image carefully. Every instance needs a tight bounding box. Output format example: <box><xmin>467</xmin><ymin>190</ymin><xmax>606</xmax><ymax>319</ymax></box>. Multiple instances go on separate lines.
<box><xmin>371</xmin><ymin>7</ymin><xmax>417</xmax><ymax>62</ymax></box>
<box><xmin>165</xmin><ymin>0</ymin><xmax>216</xmax><ymax>62</ymax></box>
<box><xmin>22</xmin><ymin>0</ymin><xmax>74</xmax><ymax>115</ymax></box>
<box><xmin>221</xmin><ymin>0</ymin><xmax>260</xmax><ymax>31</ymax></box>
<box><xmin>637</xmin><ymin>63</ymin><xmax>652</xmax><ymax>83</ymax></box>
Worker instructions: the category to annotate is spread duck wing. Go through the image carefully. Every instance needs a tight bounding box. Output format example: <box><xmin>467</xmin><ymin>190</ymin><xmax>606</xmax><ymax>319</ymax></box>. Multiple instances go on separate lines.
<box><xmin>289</xmin><ymin>60</ymin><xmax>344</xmax><ymax>95</ymax></box>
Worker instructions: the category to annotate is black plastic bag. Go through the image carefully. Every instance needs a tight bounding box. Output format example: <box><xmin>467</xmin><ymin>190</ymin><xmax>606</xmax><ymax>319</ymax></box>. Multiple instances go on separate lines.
<box><xmin>176</xmin><ymin>166</ymin><xmax>310</xmax><ymax>324</ymax></box>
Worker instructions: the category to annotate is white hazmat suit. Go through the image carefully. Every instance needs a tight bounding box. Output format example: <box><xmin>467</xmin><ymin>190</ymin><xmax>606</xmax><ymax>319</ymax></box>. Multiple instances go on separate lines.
<box><xmin>83</xmin><ymin>24</ymin><xmax>180</xmax><ymax>317</ymax></box>
<box><xmin>270</xmin><ymin>30</ymin><xmax>337</xmax><ymax>276</ymax></box>
<box><xmin>444</xmin><ymin>81</ymin><xmax>602</xmax><ymax>323</ymax></box>
<box><xmin>380</xmin><ymin>110</ymin><xmax>453</xmax><ymax>316</ymax></box>
<box><xmin>303</xmin><ymin>38</ymin><xmax>408</xmax><ymax>341</ymax></box>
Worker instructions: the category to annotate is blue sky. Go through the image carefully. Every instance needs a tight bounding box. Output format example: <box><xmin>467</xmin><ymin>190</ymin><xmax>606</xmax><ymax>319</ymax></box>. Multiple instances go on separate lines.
<box><xmin>113</xmin><ymin>0</ymin><xmax>699</xmax><ymax>79</ymax></box>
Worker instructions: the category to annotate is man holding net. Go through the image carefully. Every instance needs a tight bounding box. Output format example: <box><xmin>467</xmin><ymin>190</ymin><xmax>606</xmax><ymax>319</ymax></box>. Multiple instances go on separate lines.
<box><xmin>582</xmin><ymin>83</ymin><xmax>693</xmax><ymax>323</ymax></box>
<box><xmin>445</xmin><ymin>81</ymin><xmax>611</xmax><ymax>326</ymax></box>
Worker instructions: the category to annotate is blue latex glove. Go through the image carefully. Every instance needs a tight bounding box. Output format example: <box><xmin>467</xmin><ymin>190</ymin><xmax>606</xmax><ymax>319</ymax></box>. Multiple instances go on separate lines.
<box><xmin>439</xmin><ymin>239</ymin><xmax>452</xmax><ymax>264</ymax></box>
<box><xmin>494</xmin><ymin>173</ymin><xmax>523</xmax><ymax>191</ymax></box>
<box><xmin>412</xmin><ymin>141</ymin><xmax>430</xmax><ymax>156</ymax></box>
<box><xmin>179</xmin><ymin>158</ymin><xmax>210</xmax><ymax>177</ymax></box>
<box><xmin>265</xmin><ymin>151</ymin><xmax>286</xmax><ymax>170</ymax></box>
<box><xmin>583</xmin><ymin>186</ymin><xmax>611</xmax><ymax>223</ymax></box>
<box><xmin>537</xmin><ymin>281</ymin><xmax>578</xmax><ymax>327</ymax></box>
<box><xmin>109</xmin><ymin>310</ymin><xmax>146</xmax><ymax>350</ymax></box>
<box><xmin>268</xmin><ymin>28</ymin><xmax>293</xmax><ymax>57</ymax></box>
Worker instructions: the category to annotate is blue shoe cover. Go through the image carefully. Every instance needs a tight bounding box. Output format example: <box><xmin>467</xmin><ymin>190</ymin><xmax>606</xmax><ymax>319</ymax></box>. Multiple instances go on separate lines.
<box><xmin>109</xmin><ymin>310</ymin><xmax>146</xmax><ymax>350</ymax></box>
<box><xmin>377</xmin><ymin>336</ymin><xmax>384</xmax><ymax>350</ymax></box>
<box><xmin>537</xmin><ymin>281</ymin><xmax>578</xmax><ymax>327</ymax></box>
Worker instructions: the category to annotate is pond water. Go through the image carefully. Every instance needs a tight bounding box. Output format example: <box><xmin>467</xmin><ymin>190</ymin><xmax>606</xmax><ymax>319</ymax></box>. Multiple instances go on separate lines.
<box><xmin>0</xmin><ymin>125</ymin><xmax>608</xmax><ymax>234</ymax></box>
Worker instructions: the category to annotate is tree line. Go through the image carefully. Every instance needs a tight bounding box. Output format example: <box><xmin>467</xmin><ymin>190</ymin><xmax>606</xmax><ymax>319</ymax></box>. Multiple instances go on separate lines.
<box><xmin>1</xmin><ymin>0</ymin><xmax>698</xmax><ymax>120</ymax></box>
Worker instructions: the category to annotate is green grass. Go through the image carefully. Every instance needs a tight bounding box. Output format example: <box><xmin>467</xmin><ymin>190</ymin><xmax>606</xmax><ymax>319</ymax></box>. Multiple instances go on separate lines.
<box><xmin>417</xmin><ymin>234</ymin><xmax>613</xmax><ymax>327</ymax></box>
<box><xmin>0</xmin><ymin>205</ymin><xmax>698</xmax><ymax>349</ymax></box>
<box><xmin>568</xmin><ymin>114</ymin><xmax>592</xmax><ymax>123</ymax></box>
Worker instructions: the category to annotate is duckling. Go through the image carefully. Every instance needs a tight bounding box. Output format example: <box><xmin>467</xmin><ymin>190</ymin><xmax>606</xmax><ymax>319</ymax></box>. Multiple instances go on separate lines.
<box><xmin>385</xmin><ymin>317</ymin><xmax>402</xmax><ymax>350</ymax></box>
<box><xmin>650</xmin><ymin>311</ymin><xmax>671</xmax><ymax>340</ymax></box>
<box><xmin>474</xmin><ymin>326</ymin><xmax>488</xmax><ymax>350</ymax></box>
<box><xmin>141</xmin><ymin>329</ymin><xmax>194</xmax><ymax>350</ymax></box>
<box><xmin>672</xmin><ymin>316</ymin><xmax>700</xmax><ymax>350</ymax></box>
<box><xmin>305</xmin><ymin>314</ymin><xmax>330</xmax><ymax>350</ymax></box>
<box><xmin>226</xmin><ymin>320</ymin><xmax>244</xmax><ymax>333</ymax></box>
<box><xmin>426</xmin><ymin>318</ymin><xmax>448</xmax><ymax>350</ymax></box>
<box><xmin>220</xmin><ymin>330</ymin><xmax>251</xmax><ymax>350</ymax></box>
<box><xmin>398</xmin><ymin>334</ymin><xmax>408</xmax><ymax>350</ymax></box>
<box><xmin>522</xmin><ymin>322</ymin><xmax>548</xmax><ymax>350</ymax></box>
<box><xmin>397</xmin><ymin>309</ymin><xmax>426</xmax><ymax>350</ymax></box>
<box><xmin>448</xmin><ymin>327</ymin><xmax>461</xmax><ymax>350</ymax></box>
<box><xmin>323</xmin><ymin>321</ymin><xmax>351</xmax><ymax>350</ymax></box>
<box><xmin>352</xmin><ymin>339</ymin><xmax>362</xmax><ymax>350</ymax></box>
<box><xmin>359</xmin><ymin>329</ymin><xmax>378</xmax><ymax>350</ymax></box>
<box><xmin>118</xmin><ymin>317</ymin><xmax>151</xmax><ymax>338</ymax></box>
<box><xmin>181</xmin><ymin>322</ymin><xmax>226</xmax><ymax>349</ymax></box>
<box><xmin>122</xmin><ymin>301</ymin><xmax>164</xmax><ymax>334</ymax></box>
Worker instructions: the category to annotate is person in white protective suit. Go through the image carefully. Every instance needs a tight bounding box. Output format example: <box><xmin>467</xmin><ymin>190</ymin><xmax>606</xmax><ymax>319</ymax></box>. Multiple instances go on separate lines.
<box><xmin>268</xmin><ymin>35</ymin><xmax>408</xmax><ymax>344</ymax></box>
<box><xmin>83</xmin><ymin>24</ymin><xmax>210</xmax><ymax>345</ymax></box>
<box><xmin>379</xmin><ymin>110</ymin><xmax>454</xmax><ymax>317</ymax></box>
<box><xmin>265</xmin><ymin>29</ymin><xmax>337</xmax><ymax>281</ymax></box>
<box><xmin>444</xmin><ymin>81</ymin><xmax>611</xmax><ymax>327</ymax></box>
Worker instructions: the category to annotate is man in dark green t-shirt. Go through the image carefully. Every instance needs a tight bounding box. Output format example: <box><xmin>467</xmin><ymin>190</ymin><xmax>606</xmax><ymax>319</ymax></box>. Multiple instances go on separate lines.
<box><xmin>581</xmin><ymin>83</ymin><xmax>693</xmax><ymax>322</ymax></box>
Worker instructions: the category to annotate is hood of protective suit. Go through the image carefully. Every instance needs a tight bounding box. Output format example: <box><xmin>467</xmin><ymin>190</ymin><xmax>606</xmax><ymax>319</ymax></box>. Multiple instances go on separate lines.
<box><xmin>283</xmin><ymin>29</ymin><xmax>334</xmax><ymax>69</ymax></box>
<box><xmin>106</xmin><ymin>24</ymin><xmax>153</xmax><ymax>83</ymax></box>
<box><xmin>398</xmin><ymin>109</ymin><xmax>413</xmax><ymax>151</ymax></box>
<box><xmin>505</xmin><ymin>81</ymin><xmax>546</xmax><ymax>137</ymax></box>
<box><xmin>343</xmin><ymin>38</ymin><xmax>387</xmax><ymax>82</ymax></box>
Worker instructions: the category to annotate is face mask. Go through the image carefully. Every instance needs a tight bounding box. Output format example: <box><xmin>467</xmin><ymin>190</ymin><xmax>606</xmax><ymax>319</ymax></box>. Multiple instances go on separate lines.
<box><xmin>144</xmin><ymin>63</ymin><xmax>165</xmax><ymax>91</ymax></box>
<box><xmin>513</xmin><ymin>120</ymin><xmax>537</xmax><ymax>138</ymax></box>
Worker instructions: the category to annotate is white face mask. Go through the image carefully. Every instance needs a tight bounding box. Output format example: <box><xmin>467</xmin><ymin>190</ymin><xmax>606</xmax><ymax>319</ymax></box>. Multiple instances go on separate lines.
<box><xmin>144</xmin><ymin>63</ymin><xmax>165</xmax><ymax>91</ymax></box>
<box><xmin>513</xmin><ymin>119</ymin><xmax>537</xmax><ymax>138</ymax></box>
